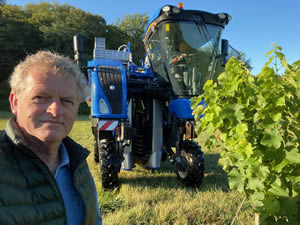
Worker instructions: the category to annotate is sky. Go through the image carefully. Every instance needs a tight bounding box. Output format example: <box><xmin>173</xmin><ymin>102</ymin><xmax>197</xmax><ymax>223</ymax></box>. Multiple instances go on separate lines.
<box><xmin>6</xmin><ymin>0</ymin><xmax>300</xmax><ymax>75</ymax></box>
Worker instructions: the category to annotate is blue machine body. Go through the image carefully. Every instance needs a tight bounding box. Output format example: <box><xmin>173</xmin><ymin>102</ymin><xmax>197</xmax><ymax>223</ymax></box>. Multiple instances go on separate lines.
<box><xmin>168</xmin><ymin>99</ymin><xmax>194</xmax><ymax>119</ymax></box>
<box><xmin>128</xmin><ymin>62</ymin><xmax>154</xmax><ymax>78</ymax></box>
<box><xmin>168</xmin><ymin>98</ymin><xmax>206</xmax><ymax>119</ymax></box>
<box><xmin>88</xmin><ymin>57</ymin><xmax>155</xmax><ymax>120</ymax></box>
<box><xmin>88</xmin><ymin>59</ymin><xmax>128</xmax><ymax>119</ymax></box>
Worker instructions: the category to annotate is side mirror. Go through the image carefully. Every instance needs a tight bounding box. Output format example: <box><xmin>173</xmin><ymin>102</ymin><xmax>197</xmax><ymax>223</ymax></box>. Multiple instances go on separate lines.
<box><xmin>73</xmin><ymin>34</ymin><xmax>83</xmax><ymax>64</ymax></box>
<box><xmin>221</xmin><ymin>39</ymin><xmax>229</xmax><ymax>57</ymax></box>
<box><xmin>220</xmin><ymin>39</ymin><xmax>229</xmax><ymax>67</ymax></box>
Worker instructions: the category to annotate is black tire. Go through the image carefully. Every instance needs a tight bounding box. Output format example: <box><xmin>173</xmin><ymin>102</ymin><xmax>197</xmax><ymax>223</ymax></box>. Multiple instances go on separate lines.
<box><xmin>175</xmin><ymin>140</ymin><xmax>204</xmax><ymax>187</ymax></box>
<box><xmin>99</xmin><ymin>139</ymin><xmax>122</xmax><ymax>189</ymax></box>
<box><xmin>93</xmin><ymin>130</ymin><xmax>99</xmax><ymax>163</ymax></box>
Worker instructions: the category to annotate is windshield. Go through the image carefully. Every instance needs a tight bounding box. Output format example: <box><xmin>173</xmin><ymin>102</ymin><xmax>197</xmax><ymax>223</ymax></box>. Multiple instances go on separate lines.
<box><xmin>147</xmin><ymin>21</ymin><xmax>223</xmax><ymax>96</ymax></box>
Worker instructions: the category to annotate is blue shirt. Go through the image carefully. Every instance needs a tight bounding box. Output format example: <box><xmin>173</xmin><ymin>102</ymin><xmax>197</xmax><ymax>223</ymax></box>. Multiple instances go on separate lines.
<box><xmin>55</xmin><ymin>143</ymin><xmax>102</xmax><ymax>225</ymax></box>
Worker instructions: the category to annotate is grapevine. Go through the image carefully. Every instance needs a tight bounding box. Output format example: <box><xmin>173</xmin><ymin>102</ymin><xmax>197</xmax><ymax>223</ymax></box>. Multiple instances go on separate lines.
<box><xmin>192</xmin><ymin>45</ymin><xmax>300</xmax><ymax>224</ymax></box>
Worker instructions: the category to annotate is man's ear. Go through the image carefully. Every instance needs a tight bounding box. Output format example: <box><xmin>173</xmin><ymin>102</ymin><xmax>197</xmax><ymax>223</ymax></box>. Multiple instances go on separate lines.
<box><xmin>9</xmin><ymin>92</ymin><xmax>18</xmax><ymax>115</ymax></box>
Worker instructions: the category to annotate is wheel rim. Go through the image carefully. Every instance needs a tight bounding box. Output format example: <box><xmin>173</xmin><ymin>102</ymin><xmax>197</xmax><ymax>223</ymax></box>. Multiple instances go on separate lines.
<box><xmin>175</xmin><ymin>140</ymin><xmax>205</xmax><ymax>187</ymax></box>
<box><xmin>177</xmin><ymin>156</ymin><xmax>188</xmax><ymax>178</ymax></box>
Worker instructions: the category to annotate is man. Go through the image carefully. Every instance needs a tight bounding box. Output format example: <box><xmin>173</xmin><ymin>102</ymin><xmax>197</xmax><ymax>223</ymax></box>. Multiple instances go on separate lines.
<box><xmin>0</xmin><ymin>51</ymin><xmax>102</xmax><ymax>225</ymax></box>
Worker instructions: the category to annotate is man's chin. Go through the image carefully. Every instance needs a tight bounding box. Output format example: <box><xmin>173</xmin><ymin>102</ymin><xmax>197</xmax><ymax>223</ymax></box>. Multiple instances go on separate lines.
<box><xmin>37</xmin><ymin>131</ymin><xmax>66</xmax><ymax>143</ymax></box>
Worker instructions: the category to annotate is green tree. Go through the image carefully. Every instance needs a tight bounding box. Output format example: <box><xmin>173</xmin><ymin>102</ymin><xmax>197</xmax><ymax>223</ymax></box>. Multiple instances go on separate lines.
<box><xmin>0</xmin><ymin>1</ymin><xmax>132</xmax><ymax>111</ymax></box>
<box><xmin>23</xmin><ymin>2</ymin><xmax>129</xmax><ymax>63</ymax></box>
<box><xmin>102</xmin><ymin>24</ymin><xmax>129</xmax><ymax>51</ymax></box>
<box><xmin>0</xmin><ymin>4</ymin><xmax>42</xmax><ymax>82</ymax></box>
<box><xmin>0</xmin><ymin>1</ymin><xmax>131</xmax><ymax>83</ymax></box>
<box><xmin>24</xmin><ymin>2</ymin><xmax>107</xmax><ymax>57</ymax></box>
<box><xmin>116</xmin><ymin>13</ymin><xmax>149</xmax><ymax>64</ymax></box>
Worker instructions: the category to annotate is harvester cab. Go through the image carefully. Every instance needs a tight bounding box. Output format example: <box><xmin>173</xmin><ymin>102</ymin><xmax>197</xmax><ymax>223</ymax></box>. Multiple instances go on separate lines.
<box><xmin>143</xmin><ymin>3</ymin><xmax>231</xmax><ymax>97</ymax></box>
<box><xmin>74</xmin><ymin>3</ymin><xmax>234</xmax><ymax>189</ymax></box>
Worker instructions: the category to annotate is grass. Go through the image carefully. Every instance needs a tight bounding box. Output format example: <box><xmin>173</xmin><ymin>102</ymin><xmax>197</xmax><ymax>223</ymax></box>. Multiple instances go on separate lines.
<box><xmin>0</xmin><ymin>111</ymin><xmax>255</xmax><ymax>225</ymax></box>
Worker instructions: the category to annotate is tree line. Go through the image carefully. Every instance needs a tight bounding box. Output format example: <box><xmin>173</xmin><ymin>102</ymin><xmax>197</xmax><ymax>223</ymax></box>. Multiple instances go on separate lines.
<box><xmin>0</xmin><ymin>2</ymin><xmax>149</xmax><ymax>82</ymax></box>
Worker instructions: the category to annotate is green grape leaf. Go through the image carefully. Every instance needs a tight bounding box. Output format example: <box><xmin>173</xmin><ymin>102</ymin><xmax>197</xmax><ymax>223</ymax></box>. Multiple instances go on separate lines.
<box><xmin>264</xmin><ymin>195</ymin><xmax>280</xmax><ymax>214</ymax></box>
<box><xmin>295</xmin><ymin>72</ymin><xmax>300</xmax><ymax>84</ymax></box>
<box><xmin>244</xmin><ymin>143</ymin><xmax>253</xmax><ymax>158</ymax></box>
<box><xmin>269</xmin><ymin>178</ymin><xmax>289</xmax><ymax>197</ymax></box>
<box><xmin>217</xmin><ymin>71</ymin><xmax>227</xmax><ymax>81</ymax></box>
<box><xmin>271</xmin><ymin>42</ymin><xmax>277</xmax><ymax>47</ymax></box>
<box><xmin>253</xmin><ymin>112</ymin><xmax>260</xmax><ymax>123</ymax></box>
<box><xmin>257</xmin><ymin>94</ymin><xmax>266</xmax><ymax>107</ymax></box>
<box><xmin>236</xmin><ymin>123</ymin><xmax>248</xmax><ymax>136</ymax></box>
<box><xmin>271</xmin><ymin>113</ymin><xmax>282</xmax><ymax>123</ymax></box>
<box><xmin>261</xmin><ymin>56</ymin><xmax>274</xmax><ymax>70</ymax></box>
<box><xmin>204</xmin><ymin>112</ymin><xmax>214</xmax><ymax>122</ymax></box>
<box><xmin>247</xmin><ymin>161</ymin><xmax>269</xmax><ymax>180</ymax></box>
<box><xmin>190</xmin><ymin>96</ymin><xmax>201</xmax><ymax>109</ymax></box>
<box><xmin>265</xmin><ymin>49</ymin><xmax>274</xmax><ymax>57</ymax></box>
<box><xmin>233</xmin><ymin>104</ymin><xmax>245</xmax><ymax>122</ymax></box>
<box><xmin>285</xmin><ymin>148</ymin><xmax>300</xmax><ymax>164</ymax></box>
<box><xmin>228</xmin><ymin>168</ymin><xmax>245</xmax><ymax>192</ymax></box>
<box><xmin>273</xmin><ymin>159</ymin><xmax>288</xmax><ymax>173</ymax></box>
<box><xmin>281</xmin><ymin>57</ymin><xmax>290</xmax><ymax>70</ymax></box>
<box><xmin>275</xmin><ymin>51</ymin><xmax>285</xmax><ymax>61</ymax></box>
<box><xmin>248</xmin><ymin>177</ymin><xmax>265</xmax><ymax>191</ymax></box>
<box><xmin>220</xmin><ymin>133</ymin><xmax>227</xmax><ymax>142</ymax></box>
<box><xmin>276</xmin><ymin>45</ymin><xmax>283</xmax><ymax>51</ymax></box>
<box><xmin>296</xmin><ymin>88</ymin><xmax>300</xmax><ymax>100</ymax></box>
<box><xmin>206</xmin><ymin>122</ymin><xmax>216</xmax><ymax>134</ymax></box>
<box><xmin>203</xmin><ymin>80</ymin><xmax>214</xmax><ymax>91</ymax></box>
<box><xmin>192</xmin><ymin>105</ymin><xmax>204</xmax><ymax>117</ymax></box>
<box><xmin>275</xmin><ymin>96</ymin><xmax>285</xmax><ymax>106</ymax></box>
<box><xmin>249</xmin><ymin>191</ymin><xmax>264</xmax><ymax>207</ymax></box>
<box><xmin>295</xmin><ymin>74</ymin><xmax>300</xmax><ymax>99</ymax></box>
<box><xmin>279</xmin><ymin>197</ymin><xmax>299</xmax><ymax>218</ymax></box>
<box><xmin>260</xmin><ymin>129</ymin><xmax>282</xmax><ymax>149</ymax></box>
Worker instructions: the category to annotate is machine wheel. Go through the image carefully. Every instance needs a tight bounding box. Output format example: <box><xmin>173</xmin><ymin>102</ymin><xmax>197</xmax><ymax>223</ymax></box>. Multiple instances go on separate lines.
<box><xmin>175</xmin><ymin>140</ymin><xmax>204</xmax><ymax>187</ymax></box>
<box><xmin>93</xmin><ymin>130</ymin><xmax>99</xmax><ymax>163</ymax></box>
<box><xmin>99</xmin><ymin>139</ymin><xmax>122</xmax><ymax>189</ymax></box>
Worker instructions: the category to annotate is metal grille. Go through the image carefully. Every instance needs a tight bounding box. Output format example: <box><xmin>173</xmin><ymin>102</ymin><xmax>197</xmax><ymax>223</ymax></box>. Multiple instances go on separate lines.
<box><xmin>97</xmin><ymin>66</ymin><xmax>123</xmax><ymax>114</ymax></box>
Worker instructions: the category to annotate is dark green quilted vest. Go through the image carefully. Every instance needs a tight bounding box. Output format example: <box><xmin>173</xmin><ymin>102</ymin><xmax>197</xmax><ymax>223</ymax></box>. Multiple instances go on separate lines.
<box><xmin>0</xmin><ymin>119</ymin><xmax>98</xmax><ymax>225</ymax></box>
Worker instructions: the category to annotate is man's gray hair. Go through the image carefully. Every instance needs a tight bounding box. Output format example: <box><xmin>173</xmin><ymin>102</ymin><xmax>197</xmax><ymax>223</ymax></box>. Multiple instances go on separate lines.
<box><xmin>9</xmin><ymin>51</ymin><xmax>88</xmax><ymax>102</ymax></box>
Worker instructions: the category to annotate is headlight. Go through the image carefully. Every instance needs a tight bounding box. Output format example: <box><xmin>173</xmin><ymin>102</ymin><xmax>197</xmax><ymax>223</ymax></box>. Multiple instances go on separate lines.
<box><xmin>172</xmin><ymin>7</ymin><xmax>181</xmax><ymax>14</ymax></box>
<box><xmin>218</xmin><ymin>13</ymin><xmax>231</xmax><ymax>23</ymax></box>
<box><xmin>99</xmin><ymin>98</ymin><xmax>109</xmax><ymax>114</ymax></box>
<box><xmin>162</xmin><ymin>6</ymin><xmax>171</xmax><ymax>13</ymax></box>
<box><xmin>218</xmin><ymin>13</ymin><xmax>226</xmax><ymax>19</ymax></box>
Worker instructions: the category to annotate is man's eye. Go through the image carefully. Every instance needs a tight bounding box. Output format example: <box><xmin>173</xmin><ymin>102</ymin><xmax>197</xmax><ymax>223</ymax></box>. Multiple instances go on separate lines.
<box><xmin>33</xmin><ymin>96</ymin><xmax>48</xmax><ymax>103</ymax></box>
<box><xmin>62</xmin><ymin>99</ymin><xmax>74</xmax><ymax>105</ymax></box>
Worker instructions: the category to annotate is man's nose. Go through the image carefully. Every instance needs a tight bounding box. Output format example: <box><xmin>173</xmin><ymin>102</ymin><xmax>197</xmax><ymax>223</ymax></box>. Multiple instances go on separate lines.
<box><xmin>47</xmin><ymin>99</ymin><xmax>62</xmax><ymax>117</ymax></box>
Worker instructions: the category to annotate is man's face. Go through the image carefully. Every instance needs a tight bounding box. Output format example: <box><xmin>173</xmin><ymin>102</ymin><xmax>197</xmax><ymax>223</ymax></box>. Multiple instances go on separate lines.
<box><xmin>9</xmin><ymin>66</ymin><xmax>80</xmax><ymax>144</ymax></box>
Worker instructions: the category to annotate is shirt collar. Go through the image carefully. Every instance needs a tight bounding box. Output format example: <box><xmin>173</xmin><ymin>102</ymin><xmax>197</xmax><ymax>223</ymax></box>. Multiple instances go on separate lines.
<box><xmin>54</xmin><ymin>143</ymin><xmax>70</xmax><ymax>177</ymax></box>
<box><xmin>59</xmin><ymin>142</ymin><xmax>70</xmax><ymax>168</ymax></box>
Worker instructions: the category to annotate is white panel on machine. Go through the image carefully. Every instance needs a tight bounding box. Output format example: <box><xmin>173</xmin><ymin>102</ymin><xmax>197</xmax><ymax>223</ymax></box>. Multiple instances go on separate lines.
<box><xmin>93</xmin><ymin>37</ymin><xmax>129</xmax><ymax>62</ymax></box>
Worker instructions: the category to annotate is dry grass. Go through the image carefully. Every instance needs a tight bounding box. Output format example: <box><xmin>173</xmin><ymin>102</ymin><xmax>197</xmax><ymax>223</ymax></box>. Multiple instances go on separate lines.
<box><xmin>0</xmin><ymin>112</ymin><xmax>255</xmax><ymax>225</ymax></box>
